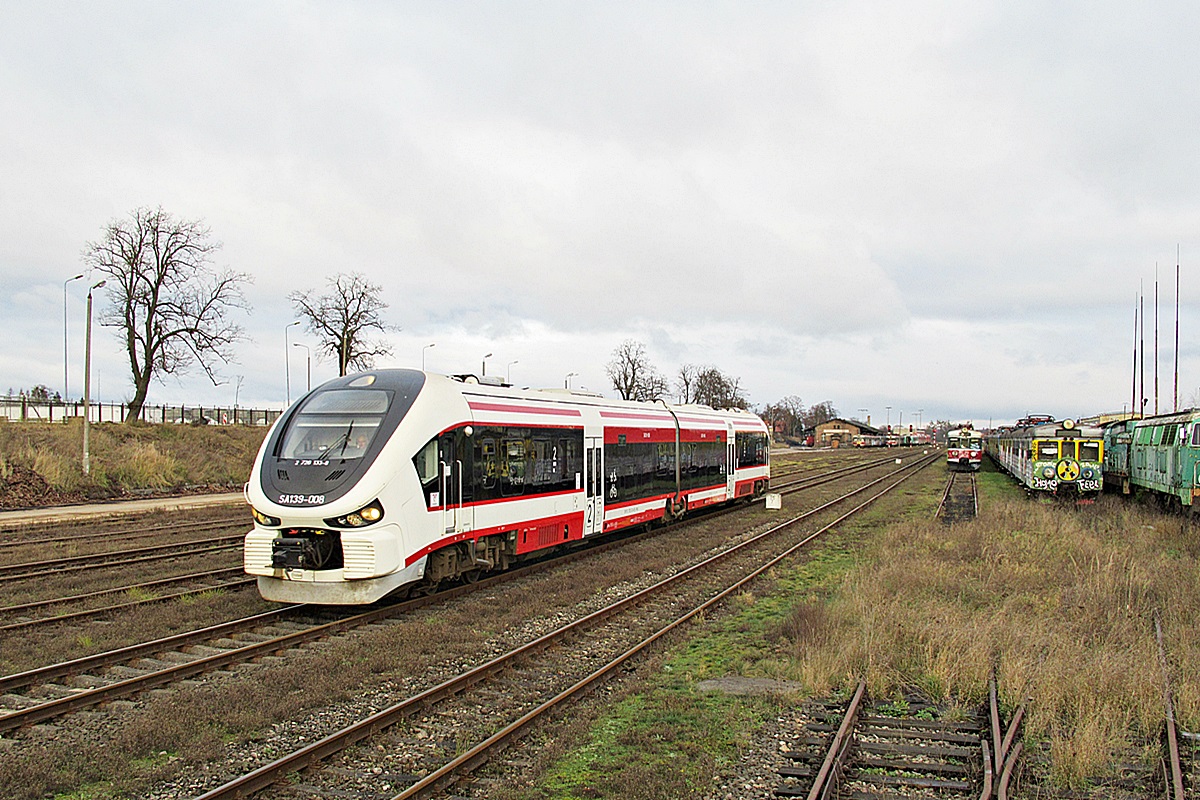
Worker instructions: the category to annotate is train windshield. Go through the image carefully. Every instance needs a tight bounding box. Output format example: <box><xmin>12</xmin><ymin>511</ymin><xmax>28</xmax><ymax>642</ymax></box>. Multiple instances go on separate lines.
<box><xmin>277</xmin><ymin>389</ymin><xmax>391</xmax><ymax>460</ymax></box>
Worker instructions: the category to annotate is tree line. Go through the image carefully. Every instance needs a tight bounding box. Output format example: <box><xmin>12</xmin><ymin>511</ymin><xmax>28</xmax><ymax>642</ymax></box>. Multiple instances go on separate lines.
<box><xmin>602</xmin><ymin>339</ymin><xmax>839</xmax><ymax>432</ymax></box>
<box><xmin>82</xmin><ymin>206</ymin><xmax>834</xmax><ymax>427</ymax></box>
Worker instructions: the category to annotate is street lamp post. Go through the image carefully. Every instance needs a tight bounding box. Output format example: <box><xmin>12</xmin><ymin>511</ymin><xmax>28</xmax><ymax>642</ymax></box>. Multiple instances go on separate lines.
<box><xmin>285</xmin><ymin>321</ymin><xmax>301</xmax><ymax>404</ymax></box>
<box><xmin>482</xmin><ymin>352</ymin><xmax>493</xmax><ymax>376</ymax></box>
<box><xmin>82</xmin><ymin>279</ymin><xmax>106</xmax><ymax>475</ymax></box>
<box><xmin>885</xmin><ymin>406</ymin><xmax>892</xmax><ymax>431</ymax></box>
<box><xmin>565</xmin><ymin>372</ymin><xmax>578</xmax><ymax>389</ymax></box>
<box><xmin>858</xmin><ymin>407</ymin><xmax>868</xmax><ymax>423</ymax></box>
<box><xmin>422</xmin><ymin>343</ymin><xmax>435</xmax><ymax>371</ymax></box>
<box><xmin>293</xmin><ymin>343</ymin><xmax>311</xmax><ymax>393</ymax></box>
<box><xmin>63</xmin><ymin>273</ymin><xmax>84</xmax><ymax>406</ymax></box>
<box><xmin>917</xmin><ymin>409</ymin><xmax>923</xmax><ymax>429</ymax></box>
<box><xmin>507</xmin><ymin>360</ymin><xmax>519</xmax><ymax>383</ymax></box>
<box><xmin>234</xmin><ymin>375</ymin><xmax>243</xmax><ymax>424</ymax></box>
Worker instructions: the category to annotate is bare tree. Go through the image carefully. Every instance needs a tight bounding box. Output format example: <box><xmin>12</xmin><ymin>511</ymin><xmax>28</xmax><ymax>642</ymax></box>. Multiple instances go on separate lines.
<box><xmin>676</xmin><ymin>363</ymin><xmax>698</xmax><ymax>404</ymax></box>
<box><xmin>762</xmin><ymin>395</ymin><xmax>805</xmax><ymax>437</ymax></box>
<box><xmin>693</xmin><ymin>366</ymin><xmax>748</xmax><ymax>409</ymax></box>
<box><xmin>289</xmin><ymin>272</ymin><xmax>394</xmax><ymax>376</ymax></box>
<box><xmin>803</xmin><ymin>400</ymin><xmax>839</xmax><ymax>428</ymax></box>
<box><xmin>84</xmin><ymin>207</ymin><xmax>250</xmax><ymax>422</ymax></box>
<box><xmin>606</xmin><ymin>339</ymin><xmax>668</xmax><ymax>401</ymax></box>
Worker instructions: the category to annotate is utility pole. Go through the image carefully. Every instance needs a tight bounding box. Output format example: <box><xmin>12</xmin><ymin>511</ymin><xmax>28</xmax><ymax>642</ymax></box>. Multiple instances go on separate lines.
<box><xmin>82</xmin><ymin>279</ymin><xmax>106</xmax><ymax>474</ymax></box>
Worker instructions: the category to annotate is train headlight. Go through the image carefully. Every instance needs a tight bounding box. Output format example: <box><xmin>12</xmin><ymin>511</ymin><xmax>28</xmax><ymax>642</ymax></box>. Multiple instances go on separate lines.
<box><xmin>325</xmin><ymin>500</ymin><xmax>385</xmax><ymax>528</ymax></box>
<box><xmin>250</xmin><ymin>506</ymin><xmax>281</xmax><ymax>527</ymax></box>
<box><xmin>1041</xmin><ymin>466</ymin><xmax>1055</xmax><ymax>479</ymax></box>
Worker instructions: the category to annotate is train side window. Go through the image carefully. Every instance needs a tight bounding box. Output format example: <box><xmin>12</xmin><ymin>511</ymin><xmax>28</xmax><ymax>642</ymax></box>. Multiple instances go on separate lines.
<box><xmin>1192</xmin><ymin>426</ymin><xmax>1200</xmax><ymax>447</ymax></box>
<box><xmin>1163</xmin><ymin>425</ymin><xmax>1178</xmax><ymax>447</ymax></box>
<box><xmin>413</xmin><ymin>439</ymin><xmax>440</xmax><ymax>485</ymax></box>
<box><xmin>503</xmin><ymin>439</ymin><xmax>526</xmax><ymax>495</ymax></box>
<box><xmin>479</xmin><ymin>438</ymin><xmax>498</xmax><ymax>490</ymax></box>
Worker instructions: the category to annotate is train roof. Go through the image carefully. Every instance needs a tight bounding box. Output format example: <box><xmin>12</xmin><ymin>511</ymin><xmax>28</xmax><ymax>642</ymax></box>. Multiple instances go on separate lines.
<box><xmin>991</xmin><ymin>417</ymin><xmax>1103</xmax><ymax>438</ymax></box>
<box><xmin>326</xmin><ymin>369</ymin><xmax>768</xmax><ymax>427</ymax></box>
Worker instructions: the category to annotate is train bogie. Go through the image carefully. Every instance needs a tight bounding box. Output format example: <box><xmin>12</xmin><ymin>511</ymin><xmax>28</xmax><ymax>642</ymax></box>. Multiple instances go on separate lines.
<box><xmin>244</xmin><ymin>370</ymin><xmax>771</xmax><ymax>604</ymax></box>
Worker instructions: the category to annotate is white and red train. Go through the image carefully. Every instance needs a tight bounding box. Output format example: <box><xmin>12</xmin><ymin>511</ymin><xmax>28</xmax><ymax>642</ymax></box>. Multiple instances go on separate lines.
<box><xmin>946</xmin><ymin>427</ymin><xmax>983</xmax><ymax>471</ymax></box>
<box><xmin>244</xmin><ymin>370</ymin><xmax>771</xmax><ymax>604</ymax></box>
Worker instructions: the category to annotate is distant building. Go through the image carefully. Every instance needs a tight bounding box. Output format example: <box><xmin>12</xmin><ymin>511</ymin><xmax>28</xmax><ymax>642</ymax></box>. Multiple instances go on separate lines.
<box><xmin>814</xmin><ymin>418</ymin><xmax>885</xmax><ymax>448</ymax></box>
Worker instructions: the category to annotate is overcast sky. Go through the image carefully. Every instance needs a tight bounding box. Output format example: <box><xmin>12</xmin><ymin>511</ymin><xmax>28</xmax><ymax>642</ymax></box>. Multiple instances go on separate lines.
<box><xmin>3</xmin><ymin>2</ymin><xmax>1198</xmax><ymax>427</ymax></box>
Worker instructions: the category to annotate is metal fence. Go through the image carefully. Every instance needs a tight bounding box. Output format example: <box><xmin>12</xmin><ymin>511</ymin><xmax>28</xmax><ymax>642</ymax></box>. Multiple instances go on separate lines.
<box><xmin>0</xmin><ymin>396</ymin><xmax>283</xmax><ymax>426</ymax></box>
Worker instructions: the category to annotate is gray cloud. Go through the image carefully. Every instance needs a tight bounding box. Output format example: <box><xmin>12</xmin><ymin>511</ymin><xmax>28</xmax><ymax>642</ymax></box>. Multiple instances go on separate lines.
<box><xmin>2</xmin><ymin>2</ymin><xmax>1199</xmax><ymax>423</ymax></box>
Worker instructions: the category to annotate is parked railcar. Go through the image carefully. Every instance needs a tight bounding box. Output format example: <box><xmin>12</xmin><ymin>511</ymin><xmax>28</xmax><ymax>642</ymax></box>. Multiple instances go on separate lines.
<box><xmin>985</xmin><ymin>416</ymin><xmax>1103</xmax><ymax>496</ymax></box>
<box><xmin>244</xmin><ymin>370</ymin><xmax>771</xmax><ymax>604</ymax></box>
<box><xmin>1103</xmin><ymin>410</ymin><xmax>1200</xmax><ymax>511</ymax></box>
<box><xmin>946</xmin><ymin>427</ymin><xmax>983</xmax><ymax>471</ymax></box>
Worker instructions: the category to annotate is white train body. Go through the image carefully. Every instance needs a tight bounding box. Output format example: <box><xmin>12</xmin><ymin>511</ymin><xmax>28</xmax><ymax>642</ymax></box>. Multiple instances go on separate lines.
<box><xmin>244</xmin><ymin>370</ymin><xmax>771</xmax><ymax>604</ymax></box>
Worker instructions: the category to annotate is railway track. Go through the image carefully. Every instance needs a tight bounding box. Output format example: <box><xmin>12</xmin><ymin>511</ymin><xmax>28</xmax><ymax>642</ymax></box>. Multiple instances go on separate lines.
<box><xmin>0</xmin><ymin>452</ymin><xmax>914</xmax><ymax>636</ymax></box>
<box><xmin>0</xmin><ymin>566</ymin><xmax>254</xmax><ymax>633</ymax></box>
<box><xmin>775</xmin><ymin>677</ymin><xmax>1024</xmax><ymax>800</ymax></box>
<box><xmin>936</xmin><ymin>470</ymin><xmax>978</xmax><ymax>522</ymax></box>
<box><xmin>187</xmin><ymin>452</ymin><xmax>940</xmax><ymax>799</ymax></box>
<box><xmin>0</xmin><ymin>511</ymin><xmax>248</xmax><ymax>549</ymax></box>
<box><xmin>0</xmin><ymin>455</ymin><xmax>936</xmax><ymax>759</ymax></box>
<box><xmin>0</xmin><ymin>533</ymin><xmax>244</xmax><ymax>581</ymax></box>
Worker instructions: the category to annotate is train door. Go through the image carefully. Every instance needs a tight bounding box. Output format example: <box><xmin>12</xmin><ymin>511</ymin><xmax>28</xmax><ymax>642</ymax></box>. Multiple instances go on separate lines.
<box><xmin>585</xmin><ymin>436</ymin><xmax>604</xmax><ymax>535</ymax></box>
<box><xmin>438</xmin><ymin>431</ymin><xmax>472</xmax><ymax>535</ymax></box>
<box><xmin>726</xmin><ymin>426</ymin><xmax>736</xmax><ymax>498</ymax></box>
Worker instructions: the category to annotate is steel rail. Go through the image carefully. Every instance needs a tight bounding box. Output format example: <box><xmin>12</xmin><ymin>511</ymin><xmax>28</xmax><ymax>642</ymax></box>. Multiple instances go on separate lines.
<box><xmin>978</xmin><ymin>740</ymin><xmax>994</xmax><ymax>800</ymax></box>
<box><xmin>0</xmin><ymin>577</ymin><xmax>255</xmax><ymax>634</ymax></box>
<box><xmin>0</xmin><ymin>566</ymin><xmax>246</xmax><ymax>615</ymax></box>
<box><xmin>196</xmin><ymin>453</ymin><xmax>938</xmax><ymax>800</ymax></box>
<box><xmin>1155</xmin><ymin>612</ymin><xmax>1186</xmax><ymax>800</ymax></box>
<box><xmin>997</xmin><ymin>742</ymin><xmax>1021</xmax><ymax>800</ymax></box>
<box><xmin>0</xmin><ymin>533</ymin><xmax>244</xmax><ymax>578</ymax></box>
<box><xmin>806</xmin><ymin>681</ymin><xmax>867</xmax><ymax>800</ymax></box>
<box><xmin>936</xmin><ymin>473</ymin><xmax>956</xmax><ymax>518</ymax></box>
<box><xmin>0</xmin><ymin>513</ymin><xmax>247</xmax><ymax>549</ymax></box>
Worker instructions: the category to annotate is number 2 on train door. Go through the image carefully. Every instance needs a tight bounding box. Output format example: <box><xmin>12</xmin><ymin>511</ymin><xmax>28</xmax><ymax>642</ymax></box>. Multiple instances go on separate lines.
<box><xmin>585</xmin><ymin>437</ymin><xmax>603</xmax><ymax>535</ymax></box>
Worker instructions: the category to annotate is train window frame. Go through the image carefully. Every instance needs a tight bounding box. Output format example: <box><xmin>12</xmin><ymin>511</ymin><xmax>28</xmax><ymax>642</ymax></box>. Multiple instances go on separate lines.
<box><xmin>1079</xmin><ymin>441</ymin><xmax>1101</xmax><ymax>462</ymax></box>
<box><xmin>1151</xmin><ymin>426</ymin><xmax>1165</xmax><ymax>446</ymax></box>
<box><xmin>413</xmin><ymin>439</ymin><xmax>439</xmax><ymax>486</ymax></box>
<box><xmin>1035</xmin><ymin>440</ymin><xmax>1058</xmax><ymax>461</ymax></box>
<box><xmin>1192</xmin><ymin>425</ymin><xmax>1200</xmax><ymax>447</ymax></box>
<box><xmin>1163</xmin><ymin>425</ymin><xmax>1178</xmax><ymax>447</ymax></box>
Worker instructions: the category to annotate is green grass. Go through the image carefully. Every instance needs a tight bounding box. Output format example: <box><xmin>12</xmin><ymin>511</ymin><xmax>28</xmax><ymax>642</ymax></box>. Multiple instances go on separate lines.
<box><xmin>504</xmin><ymin>469</ymin><xmax>938</xmax><ymax>800</ymax></box>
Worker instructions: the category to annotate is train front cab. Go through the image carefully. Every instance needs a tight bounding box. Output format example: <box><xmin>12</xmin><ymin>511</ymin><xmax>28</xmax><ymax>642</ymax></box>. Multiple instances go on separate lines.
<box><xmin>1028</xmin><ymin>422</ymin><xmax>1103</xmax><ymax>496</ymax></box>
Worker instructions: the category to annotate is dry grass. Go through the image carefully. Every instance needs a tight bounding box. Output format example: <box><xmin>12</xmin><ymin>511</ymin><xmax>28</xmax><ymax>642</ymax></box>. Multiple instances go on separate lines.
<box><xmin>786</xmin><ymin>494</ymin><xmax>1200</xmax><ymax>785</ymax></box>
<box><xmin>0</xmin><ymin>421</ymin><xmax>267</xmax><ymax>503</ymax></box>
